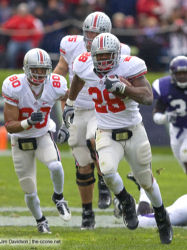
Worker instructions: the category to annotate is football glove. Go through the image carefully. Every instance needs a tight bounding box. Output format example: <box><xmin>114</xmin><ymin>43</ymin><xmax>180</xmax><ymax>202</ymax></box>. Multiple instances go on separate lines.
<box><xmin>57</xmin><ymin>123</ymin><xmax>70</xmax><ymax>144</ymax></box>
<box><xmin>104</xmin><ymin>75</ymin><xmax>126</xmax><ymax>94</ymax></box>
<box><xmin>63</xmin><ymin>99</ymin><xmax>74</xmax><ymax>128</ymax></box>
<box><xmin>27</xmin><ymin>111</ymin><xmax>44</xmax><ymax>125</ymax></box>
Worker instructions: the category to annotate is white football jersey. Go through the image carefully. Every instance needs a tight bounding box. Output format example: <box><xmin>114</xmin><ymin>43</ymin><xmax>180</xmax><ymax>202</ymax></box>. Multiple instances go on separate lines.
<box><xmin>2</xmin><ymin>73</ymin><xmax>68</xmax><ymax>138</ymax></box>
<box><xmin>73</xmin><ymin>53</ymin><xmax>147</xmax><ymax>129</ymax></box>
<box><xmin>60</xmin><ymin>34</ymin><xmax>130</xmax><ymax>110</ymax></box>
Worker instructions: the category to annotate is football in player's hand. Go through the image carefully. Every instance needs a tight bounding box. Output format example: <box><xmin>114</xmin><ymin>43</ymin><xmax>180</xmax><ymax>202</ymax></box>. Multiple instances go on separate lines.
<box><xmin>113</xmin><ymin>75</ymin><xmax>131</xmax><ymax>98</ymax></box>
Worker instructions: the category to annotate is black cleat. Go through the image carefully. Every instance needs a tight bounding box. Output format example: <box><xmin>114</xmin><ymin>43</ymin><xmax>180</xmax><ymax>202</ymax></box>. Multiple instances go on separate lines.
<box><xmin>52</xmin><ymin>195</ymin><xmax>71</xmax><ymax>221</ymax></box>
<box><xmin>81</xmin><ymin>210</ymin><xmax>95</xmax><ymax>230</ymax></box>
<box><xmin>98</xmin><ymin>176</ymin><xmax>112</xmax><ymax>209</ymax></box>
<box><xmin>37</xmin><ymin>218</ymin><xmax>51</xmax><ymax>234</ymax></box>
<box><xmin>127</xmin><ymin>172</ymin><xmax>140</xmax><ymax>190</ymax></box>
<box><xmin>154</xmin><ymin>209</ymin><xmax>173</xmax><ymax>244</ymax></box>
<box><xmin>137</xmin><ymin>201</ymin><xmax>153</xmax><ymax>216</ymax></box>
<box><xmin>121</xmin><ymin>194</ymin><xmax>139</xmax><ymax>230</ymax></box>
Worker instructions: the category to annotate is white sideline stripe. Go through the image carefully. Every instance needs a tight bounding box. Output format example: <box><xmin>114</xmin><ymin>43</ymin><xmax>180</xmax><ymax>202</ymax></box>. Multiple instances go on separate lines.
<box><xmin>0</xmin><ymin>216</ymin><xmax>186</xmax><ymax>229</ymax></box>
<box><xmin>0</xmin><ymin>150</ymin><xmax>175</xmax><ymax>162</ymax></box>
<box><xmin>0</xmin><ymin>215</ymin><xmax>125</xmax><ymax>228</ymax></box>
<box><xmin>0</xmin><ymin>207</ymin><xmax>113</xmax><ymax>213</ymax></box>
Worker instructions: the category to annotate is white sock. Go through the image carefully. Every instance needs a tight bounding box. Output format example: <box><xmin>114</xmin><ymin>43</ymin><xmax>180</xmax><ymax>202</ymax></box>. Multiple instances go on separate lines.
<box><xmin>144</xmin><ymin>179</ymin><xmax>163</xmax><ymax>207</ymax></box>
<box><xmin>139</xmin><ymin>188</ymin><xmax>151</xmax><ymax>204</ymax></box>
<box><xmin>103</xmin><ymin>172</ymin><xmax>124</xmax><ymax>194</ymax></box>
<box><xmin>25</xmin><ymin>192</ymin><xmax>42</xmax><ymax>220</ymax></box>
<box><xmin>48</xmin><ymin>161</ymin><xmax>64</xmax><ymax>194</ymax></box>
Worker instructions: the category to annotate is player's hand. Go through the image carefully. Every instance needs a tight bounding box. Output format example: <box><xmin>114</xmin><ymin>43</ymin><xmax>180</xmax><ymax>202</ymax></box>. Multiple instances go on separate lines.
<box><xmin>104</xmin><ymin>75</ymin><xmax>126</xmax><ymax>94</ymax></box>
<box><xmin>27</xmin><ymin>111</ymin><xmax>44</xmax><ymax>125</ymax></box>
<box><xmin>63</xmin><ymin>103</ymin><xmax>74</xmax><ymax>128</ymax></box>
<box><xmin>166</xmin><ymin>111</ymin><xmax>178</xmax><ymax>123</ymax></box>
<box><xmin>57</xmin><ymin>123</ymin><xmax>69</xmax><ymax>144</ymax></box>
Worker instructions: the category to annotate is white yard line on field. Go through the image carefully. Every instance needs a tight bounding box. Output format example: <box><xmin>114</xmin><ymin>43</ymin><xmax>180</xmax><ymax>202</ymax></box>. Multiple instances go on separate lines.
<box><xmin>0</xmin><ymin>215</ymin><xmax>125</xmax><ymax>228</ymax></box>
<box><xmin>0</xmin><ymin>215</ymin><xmax>186</xmax><ymax>229</ymax></box>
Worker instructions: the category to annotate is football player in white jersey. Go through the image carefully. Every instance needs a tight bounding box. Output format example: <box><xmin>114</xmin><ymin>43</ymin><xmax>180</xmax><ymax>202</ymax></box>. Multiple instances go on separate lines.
<box><xmin>54</xmin><ymin>11</ymin><xmax>131</xmax><ymax>229</ymax></box>
<box><xmin>63</xmin><ymin>33</ymin><xmax>173</xmax><ymax>244</ymax></box>
<box><xmin>2</xmin><ymin>48</ymin><xmax>71</xmax><ymax>234</ymax></box>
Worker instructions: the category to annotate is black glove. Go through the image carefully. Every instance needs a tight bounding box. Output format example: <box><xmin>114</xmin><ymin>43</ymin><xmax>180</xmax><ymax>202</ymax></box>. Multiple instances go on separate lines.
<box><xmin>63</xmin><ymin>104</ymin><xmax>74</xmax><ymax>128</ymax></box>
<box><xmin>27</xmin><ymin>111</ymin><xmax>44</xmax><ymax>125</ymax></box>
<box><xmin>57</xmin><ymin>124</ymin><xmax>70</xmax><ymax>144</ymax></box>
<box><xmin>104</xmin><ymin>75</ymin><xmax>126</xmax><ymax>94</ymax></box>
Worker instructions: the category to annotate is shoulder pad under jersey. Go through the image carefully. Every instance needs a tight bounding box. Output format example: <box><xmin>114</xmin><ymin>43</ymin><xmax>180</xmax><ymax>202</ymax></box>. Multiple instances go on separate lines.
<box><xmin>73</xmin><ymin>52</ymin><xmax>92</xmax><ymax>77</ymax></box>
<box><xmin>2</xmin><ymin>74</ymin><xmax>25</xmax><ymax>105</ymax></box>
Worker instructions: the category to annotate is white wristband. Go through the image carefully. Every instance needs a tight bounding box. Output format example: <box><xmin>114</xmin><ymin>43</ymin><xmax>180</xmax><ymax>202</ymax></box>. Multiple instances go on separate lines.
<box><xmin>66</xmin><ymin>98</ymin><xmax>74</xmax><ymax>106</ymax></box>
<box><xmin>20</xmin><ymin>119</ymin><xmax>30</xmax><ymax>130</ymax></box>
<box><xmin>153</xmin><ymin>113</ymin><xmax>167</xmax><ymax>125</ymax></box>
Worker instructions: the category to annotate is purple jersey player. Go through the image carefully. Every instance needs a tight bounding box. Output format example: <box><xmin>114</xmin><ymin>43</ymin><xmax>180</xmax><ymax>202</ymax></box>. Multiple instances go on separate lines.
<box><xmin>152</xmin><ymin>56</ymin><xmax>187</xmax><ymax>174</ymax></box>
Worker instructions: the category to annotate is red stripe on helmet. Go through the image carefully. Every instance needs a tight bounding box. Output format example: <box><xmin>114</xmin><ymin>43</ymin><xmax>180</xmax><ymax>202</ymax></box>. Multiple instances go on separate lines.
<box><xmin>93</xmin><ymin>14</ymin><xmax>99</xmax><ymax>28</ymax></box>
<box><xmin>99</xmin><ymin>35</ymin><xmax>104</xmax><ymax>49</ymax></box>
<box><xmin>39</xmin><ymin>50</ymin><xmax>44</xmax><ymax>64</ymax></box>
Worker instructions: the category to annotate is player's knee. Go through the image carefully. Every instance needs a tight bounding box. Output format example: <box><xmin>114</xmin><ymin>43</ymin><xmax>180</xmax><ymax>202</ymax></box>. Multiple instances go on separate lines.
<box><xmin>99</xmin><ymin>156</ymin><xmax>116</xmax><ymax>176</ymax></box>
<box><xmin>134</xmin><ymin>168</ymin><xmax>153</xmax><ymax>191</ymax></box>
<box><xmin>47</xmin><ymin>161</ymin><xmax>62</xmax><ymax>172</ymax></box>
<box><xmin>86</xmin><ymin>139</ymin><xmax>96</xmax><ymax>161</ymax></box>
<box><xmin>68</xmin><ymin>124</ymin><xmax>78</xmax><ymax>147</ymax></box>
<box><xmin>72</xmin><ymin>146</ymin><xmax>93</xmax><ymax>166</ymax></box>
<box><xmin>19</xmin><ymin>176</ymin><xmax>36</xmax><ymax>194</ymax></box>
<box><xmin>136</xmin><ymin>141</ymin><xmax>152</xmax><ymax>166</ymax></box>
<box><xmin>76</xmin><ymin>163</ymin><xmax>95</xmax><ymax>186</ymax></box>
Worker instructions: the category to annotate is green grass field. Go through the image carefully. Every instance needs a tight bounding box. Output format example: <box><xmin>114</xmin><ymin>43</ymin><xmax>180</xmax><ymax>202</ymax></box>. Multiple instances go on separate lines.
<box><xmin>0</xmin><ymin>146</ymin><xmax>186</xmax><ymax>250</ymax></box>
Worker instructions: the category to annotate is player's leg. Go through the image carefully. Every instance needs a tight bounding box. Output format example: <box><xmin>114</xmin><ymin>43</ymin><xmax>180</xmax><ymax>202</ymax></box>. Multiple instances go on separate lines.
<box><xmin>11</xmin><ymin>136</ymin><xmax>50</xmax><ymax>233</ymax></box>
<box><xmin>95</xmin><ymin>129</ymin><xmax>138</xmax><ymax>230</ymax></box>
<box><xmin>124</xmin><ymin>123</ymin><xmax>173</xmax><ymax>244</ymax></box>
<box><xmin>36</xmin><ymin>132</ymin><xmax>71</xmax><ymax>221</ymax></box>
<box><xmin>86</xmin><ymin>114</ymin><xmax>112</xmax><ymax>209</ymax></box>
<box><xmin>68</xmin><ymin>110</ymin><xmax>95</xmax><ymax>229</ymax></box>
<box><xmin>127</xmin><ymin>173</ymin><xmax>153</xmax><ymax>215</ymax></box>
<box><xmin>170</xmin><ymin>125</ymin><xmax>187</xmax><ymax>174</ymax></box>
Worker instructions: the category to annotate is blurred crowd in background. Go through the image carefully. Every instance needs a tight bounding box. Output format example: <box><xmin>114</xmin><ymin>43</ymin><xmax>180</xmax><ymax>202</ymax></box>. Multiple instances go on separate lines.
<box><xmin>0</xmin><ymin>0</ymin><xmax>186</xmax><ymax>71</ymax></box>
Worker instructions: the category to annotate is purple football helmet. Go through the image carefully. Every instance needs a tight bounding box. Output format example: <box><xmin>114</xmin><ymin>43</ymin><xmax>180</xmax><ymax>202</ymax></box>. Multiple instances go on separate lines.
<box><xmin>169</xmin><ymin>56</ymin><xmax>187</xmax><ymax>88</ymax></box>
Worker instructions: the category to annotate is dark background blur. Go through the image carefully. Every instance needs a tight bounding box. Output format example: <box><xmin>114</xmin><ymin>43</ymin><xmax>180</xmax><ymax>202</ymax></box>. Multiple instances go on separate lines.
<box><xmin>0</xmin><ymin>0</ymin><xmax>186</xmax><ymax>71</ymax></box>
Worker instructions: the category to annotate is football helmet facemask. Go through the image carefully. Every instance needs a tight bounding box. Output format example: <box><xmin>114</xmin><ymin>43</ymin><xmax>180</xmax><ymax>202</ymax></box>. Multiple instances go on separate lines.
<box><xmin>169</xmin><ymin>55</ymin><xmax>187</xmax><ymax>89</ymax></box>
<box><xmin>91</xmin><ymin>33</ymin><xmax>121</xmax><ymax>73</ymax></box>
<box><xmin>23</xmin><ymin>48</ymin><xmax>52</xmax><ymax>85</ymax></box>
<box><xmin>82</xmin><ymin>12</ymin><xmax>112</xmax><ymax>51</ymax></box>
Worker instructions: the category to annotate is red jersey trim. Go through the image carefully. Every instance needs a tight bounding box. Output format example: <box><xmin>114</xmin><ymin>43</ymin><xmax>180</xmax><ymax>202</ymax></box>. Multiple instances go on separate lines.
<box><xmin>2</xmin><ymin>93</ymin><xmax>19</xmax><ymax>104</ymax></box>
<box><xmin>60</xmin><ymin>49</ymin><xmax>66</xmax><ymax>55</ymax></box>
<box><xmin>128</xmin><ymin>71</ymin><xmax>147</xmax><ymax>80</ymax></box>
